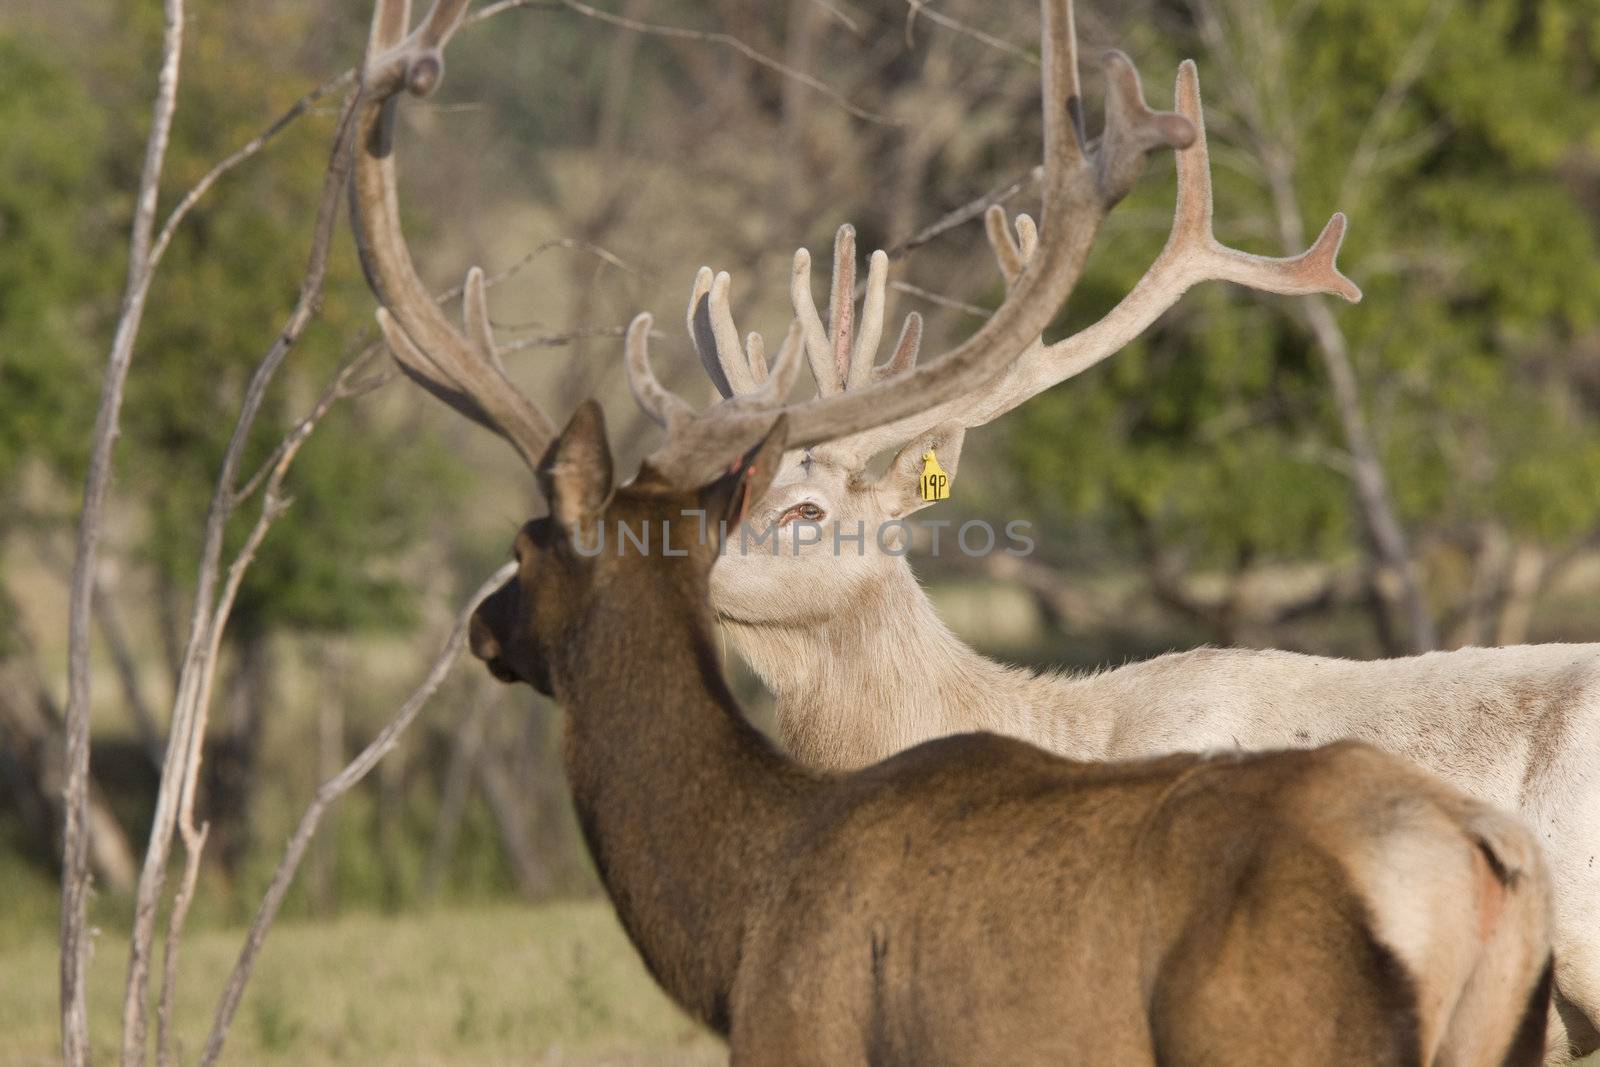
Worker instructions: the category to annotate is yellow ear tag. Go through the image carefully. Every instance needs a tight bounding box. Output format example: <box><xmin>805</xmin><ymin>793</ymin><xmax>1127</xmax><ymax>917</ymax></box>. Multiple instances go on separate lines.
<box><xmin>918</xmin><ymin>450</ymin><xmax>950</xmax><ymax>502</ymax></box>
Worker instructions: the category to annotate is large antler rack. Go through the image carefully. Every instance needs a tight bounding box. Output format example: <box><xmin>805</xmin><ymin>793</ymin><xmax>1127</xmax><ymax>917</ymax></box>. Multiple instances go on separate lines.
<box><xmin>624</xmin><ymin>0</ymin><xmax>1198</xmax><ymax>487</ymax></box>
<box><xmin>349</xmin><ymin>0</ymin><xmax>1223</xmax><ymax>495</ymax></box>
<box><xmin>668</xmin><ymin>60</ymin><xmax>1361</xmax><ymax>487</ymax></box>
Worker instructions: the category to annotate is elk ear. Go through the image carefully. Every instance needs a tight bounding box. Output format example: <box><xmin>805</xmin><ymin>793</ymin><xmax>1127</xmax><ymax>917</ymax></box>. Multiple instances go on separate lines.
<box><xmin>537</xmin><ymin>400</ymin><xmax>614</xmax><ymax>539</ymax></box>
<box><xmin>877</xmin><ymin>424</ymin><xmax>965</xmax><ymax>519</ymax></box>
<box><xmin>702</xmin><ymin>416</ymin><xmax>789</xmax><ymax>530</ymax></box>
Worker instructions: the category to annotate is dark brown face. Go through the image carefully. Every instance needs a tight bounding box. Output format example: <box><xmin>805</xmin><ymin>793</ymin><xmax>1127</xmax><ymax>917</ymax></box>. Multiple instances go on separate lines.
<box><xmin>469</xmin><ymin>519</ymin><xmax>559</xmax><ymax>695</ymax></box>
<box><xmin>464</xmin><ymin>400</ymin><xmax>789</xmax><ymax>699</ymax></box>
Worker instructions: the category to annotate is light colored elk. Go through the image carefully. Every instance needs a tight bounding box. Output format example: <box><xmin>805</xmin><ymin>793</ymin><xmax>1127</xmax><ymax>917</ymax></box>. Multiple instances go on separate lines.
<box><xmin>670</xmin><ymin>28</ymin><xmax>1600</xmax><ymax>1066</ymax></box>
<box><xmin>350</xmin><ymin>0</ymin><xmax>1558</xmax><ymax>1063</ymax></box>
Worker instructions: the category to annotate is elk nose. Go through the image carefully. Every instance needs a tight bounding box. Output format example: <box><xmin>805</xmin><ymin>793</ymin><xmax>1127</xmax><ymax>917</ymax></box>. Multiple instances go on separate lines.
<box><xmin>468</xmin><ymin>611</ymin><xmax>502</xmax><ymax>663</ymax></box>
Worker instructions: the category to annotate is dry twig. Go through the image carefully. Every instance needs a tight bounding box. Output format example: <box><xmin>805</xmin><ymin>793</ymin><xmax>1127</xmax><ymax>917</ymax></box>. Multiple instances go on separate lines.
<box><xmin>120</xmin><ymin>87</ymin><xmax>363</xmax><ymax>1067</ymax></box>
<box><xmin>61</xmin><ymin>2</ymin><xmax>185</xmax><ymax>1062</ymax></box>
<box><xmin>198</xmin><ymin>564</ymin><xmax>517</xmax><ymax>1067</ymax></box>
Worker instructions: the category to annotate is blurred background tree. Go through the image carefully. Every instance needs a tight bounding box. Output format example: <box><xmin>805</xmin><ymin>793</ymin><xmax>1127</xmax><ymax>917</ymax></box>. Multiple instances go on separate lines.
<box><xmin>987</xmin><ymin>0</ymin><xmax>1600</xmax><ymax>658</ymax></box>
<box><xmin>2</xmin><ymin>2</ymin><xmax>1599</xmax><ymax>1059</ymax></box>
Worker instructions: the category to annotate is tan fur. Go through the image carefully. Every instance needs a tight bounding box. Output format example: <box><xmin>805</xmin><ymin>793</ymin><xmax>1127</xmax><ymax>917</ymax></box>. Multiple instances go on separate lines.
<box><xmin>474</xmin><ymin>409</ymin><xmax>1555</xmax><ymax>1067</ymax></box>
<box><xmin>714</xmin><ymin>466</ymin><xmax>1600</xmax><ymax>1062</ymax></box>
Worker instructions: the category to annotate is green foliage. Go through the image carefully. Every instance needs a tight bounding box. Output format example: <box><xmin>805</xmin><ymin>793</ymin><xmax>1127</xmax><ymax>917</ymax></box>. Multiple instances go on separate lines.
<box><xmin>0</xmin><ymin>0</ymin><xmax>452</xmax><ymax>632</ymax></box>
<box><xmin>0</xmin><ymin>34</ymin><xmax>110</xmax><ymax>484</ymax></box>
<box><xmin>1001</xmin><ymin>0</ymin><xmax>1600</xmax><ymax>586</ymax></box>
<box><xmin>0</xmin><ymin>0</ymin><xmax>459</xmax><ymax>640</ymax></box>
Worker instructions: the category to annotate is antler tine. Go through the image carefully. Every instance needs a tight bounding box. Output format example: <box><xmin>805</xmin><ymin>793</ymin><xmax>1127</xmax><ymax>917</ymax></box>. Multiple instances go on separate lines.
<box><xmin>985</xmin><ymin>206</ymin><xmax>1026</xmax><ymax>289</ymax></box>
<box><xmin>746</xmin><ymin>332</ymin><xmax>769</xmax><ymax>385</ymax></box>
<box><xmin>1165</xmin><ymin>62</ymin><xmax>1360</xmax><ymax>300</ymax></box>
<box><xmin>828</xmin><ymin>225</ymin><xmax>858</xmax><ymax>391</ymax></box>
<box><xmin>1014</xmin><ymin>214</ymin><xmax>1040</xmax><ymax>268</ymax></box>
<box><xmin>352</xmin><ymin>0</ymin><xmax>559</xmax><ymax>472</ymax></box>
<box><xmin>985</xmin><ymin>206</ymin><xmax>1042</xmax><ymax>292</ymax></box>
<box><xmin>846</xmin><ymin>250</ymin><xmax>889</xmax><ymax>390</ymax></box>
<box><xmin>1095</xmin><ymin>50</ymin><xmax>1197</xmax><ymax>205</ymax></box>
<box><xmin>874</xmin><ymin>313</ymin><xmax>924</xmax><ymax>382</ymax></box>
<box><xmin>709</xmin><ymin>272</ymin><xmax>762</xmax><ymax>395</ymax></box>
<box><xmin>627</xmin><ymin>313</ymin><xmax>693</xmax><ymax>428</ymax></box>
<box><xmin>687</xmin><ymin>267</ymin><xmax>732</xmax><ymax>400</ymax></box>
<box><xmin>924</xmin><ymin>59</ymin><xmax>1362</xmax><ymax>435</ymax></box>
<box><xmin>790</xmin><ymin>248</ymin><xmax>837</xmax><ymax>396</ymax></box>
<box><xmin>375</xmin><ymin>269</ymin><xmax>510</xmax><ymax>424</ymax></box>
<box><xmin>751</xmin><ymin>320</ymin><xmax>806</xmax><ymax>406</ymax></box>
<box><xmin>637</xmin><ymin>0</ymin><xmax>1193</xmax><ymax>488</ymax></box>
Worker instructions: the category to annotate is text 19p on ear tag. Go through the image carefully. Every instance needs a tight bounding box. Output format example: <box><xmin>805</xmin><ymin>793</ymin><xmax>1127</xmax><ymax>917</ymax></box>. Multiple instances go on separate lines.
<box><xmin>919</xmin><ymin>450</ymin><xmax>950</xmax><ymax>502</ymax></box>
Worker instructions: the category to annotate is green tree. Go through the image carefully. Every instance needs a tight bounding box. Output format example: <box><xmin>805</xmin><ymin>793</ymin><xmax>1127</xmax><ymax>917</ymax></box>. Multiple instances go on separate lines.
<box><xmin>0</xmin><ymin>1</ymin><xmax>461</xmax><ymax>881</ymax></box>
<box><xmin>999</xmin><ymin>0</ymin><xmax>1600</xmax><ymax>653</ymax></box>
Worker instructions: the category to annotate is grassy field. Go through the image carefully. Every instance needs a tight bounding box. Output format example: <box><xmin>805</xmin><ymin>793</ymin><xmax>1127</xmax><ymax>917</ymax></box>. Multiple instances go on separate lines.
<box><xmin>2</xmin><ymin>901</ymin><xmax>723</xmax><ymax>1067</ymax></box>
<box><xmin>8</xmin><ymin>892</ymin><xmax>1600</xmax><ymax>1065</ymax></box>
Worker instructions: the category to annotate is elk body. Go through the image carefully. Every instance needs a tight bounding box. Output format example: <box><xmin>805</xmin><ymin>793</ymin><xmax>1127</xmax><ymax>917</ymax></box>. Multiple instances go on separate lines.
<box><xmin>459</xmin><ymin>404</ymin><xmax>1554</xmax><ymax>1067</ymax></box>
<box><xmin>351</xmin><ymin>0</ymin><xmax>1560</xmax><ymax>1062</ymax></box>
<box><xmin>664</xmin><ymin>21</ymin><xmax>1600</xmax><ymax>1067</ymax></box>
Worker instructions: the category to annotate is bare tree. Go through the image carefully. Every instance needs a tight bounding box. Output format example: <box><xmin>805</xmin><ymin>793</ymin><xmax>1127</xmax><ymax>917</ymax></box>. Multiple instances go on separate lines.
<box><xmin>49</xmin><ymin>1</ymin><xmax>900</xmax><ymax>1061</ymax></box>
<box><xmin>1187</xmin><ymin>0</ymin><xmax>1440</xmax><ymax>653</ymax></box>
<box><xmin>61</xmin><ymin>1</ymin><xmax>185</xmax><ymax>1060</ymax></box>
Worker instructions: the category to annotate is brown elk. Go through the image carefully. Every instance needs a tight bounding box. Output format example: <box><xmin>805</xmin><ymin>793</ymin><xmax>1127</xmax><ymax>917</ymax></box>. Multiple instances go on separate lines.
<box><xmin>351</xmin><ymin>0</ymin><xmax>1556</xmax><ymax>1063</ymax></box>
<box><xmin>650</xmin><ymin>14</ymin><xmax>1600</xmax><ymax>1065</ymax></box>
<box><xmin>477</xmin><ymin>401</ymin><xmax>1553</xmax><ymax>1067</ymax></box>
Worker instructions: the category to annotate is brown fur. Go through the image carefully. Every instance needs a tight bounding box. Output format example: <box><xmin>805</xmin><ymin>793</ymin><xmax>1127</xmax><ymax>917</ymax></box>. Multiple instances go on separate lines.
<box><xmin>466</xmin><ymin>405</ymin><xmax>1554</xmax><ymax>1066</ymax></box>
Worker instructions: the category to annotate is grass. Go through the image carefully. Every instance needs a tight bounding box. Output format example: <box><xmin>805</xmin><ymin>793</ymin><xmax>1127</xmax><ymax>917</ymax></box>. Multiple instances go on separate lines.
<box><xmin>1</xmin><ymin>901</ymin><xmax>724</xmax><ymax>1067</ymax></box>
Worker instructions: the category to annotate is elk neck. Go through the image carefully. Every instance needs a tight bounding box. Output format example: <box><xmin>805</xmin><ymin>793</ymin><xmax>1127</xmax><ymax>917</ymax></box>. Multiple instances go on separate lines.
<box><xmin>552</xmin><ymin>550</ymin><xmax>821</xmax><ymax>1035</ymax></box>
<box><xmin>720</xmin><ymin>556</ymin><xmax>1111</xmax><ymax>769</ymax></box>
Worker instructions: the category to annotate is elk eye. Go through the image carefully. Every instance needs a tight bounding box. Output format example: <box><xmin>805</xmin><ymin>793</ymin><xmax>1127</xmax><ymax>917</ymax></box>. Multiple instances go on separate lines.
<box><xmin>776</xmin><ymin>501</ymin><xmax>826</xmax><ymax>526</ymax></box>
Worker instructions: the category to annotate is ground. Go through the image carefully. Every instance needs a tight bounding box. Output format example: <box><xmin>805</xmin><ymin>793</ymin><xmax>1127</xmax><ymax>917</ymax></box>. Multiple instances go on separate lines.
<box><xmin>2</xmin><ymin>901</ymin><xmax>724</xmax><ymax>1066</ymax></box>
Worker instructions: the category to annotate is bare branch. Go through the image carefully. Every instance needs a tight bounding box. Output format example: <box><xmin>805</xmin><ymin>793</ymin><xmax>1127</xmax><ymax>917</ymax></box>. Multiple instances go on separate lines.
<box><xmin>25</xmin><ymin>531</ymin><xmax>163</xmax><ymax>764</ymax></box>
<box><xmin>890</xmin><ymin>280</ymin><xmax>994</xmax><ymax>320</ymax></box>
<box><xmin>500</xmin><ymin>323</ymin><xmax>654</xmax><ymax>352</ymax></box>
<box><xmin>810</xmin><ymin>0</ymin><xmax>865</xmax><ymax>37</ymax></box>
<box><xmin>198</xmin><ymin>564</ymin><xmax>518</xmax><ymax>1067</ymax></box>
<box><xmin>62</xmin><ymin>3</ymin><xmax>185</xmax><ymax>1063</ymax></box>
<box><xmin>1196</xmin><ymin>0</ymin><xmax>1438</xmax><ymax>652</ymax></box>
<box><xmin>147</xmin><ymin>70</ymin><xmax>356</xmax><ymax>272</ymax></box>
<box><xmin>552</xmin><ymin>0</ymin><xmax>898</xmax><ymax>125</ymax></box>
<box><xmin>155</xmin><ymin>821</ymin><xmax>208</xmax><ymax>1067</ymax></box>
<box><xmin>1334</xmin><ymin>0</ymin><xmax>1453</xmax><ymax>208</ymax></box>
<box><xmin>118</xmin><ymin>87</ymin><xmax>363</xmax><ymax>1067</ymax></box>
<box><xmin>903</xmin><ymin>0</ymin><xmax>1038</xmax><ymax>65</ymax></box>
<box><xmin>883</xmin><ymin>166</ymin><xmax>1043</xmax><ymax>262</ymax></box>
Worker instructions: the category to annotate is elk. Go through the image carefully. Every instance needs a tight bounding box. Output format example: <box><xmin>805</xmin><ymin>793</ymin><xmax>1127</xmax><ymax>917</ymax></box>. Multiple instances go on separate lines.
<box><xmin>479</xmin><ymin>399</ymin><xmax>1557</xmax><ymax>1067</ymax></box>
<box><xmin>672</xmin><ymin>19</ymin><xmax>1600</xmax><ymax>1065</ymax></box>
<box><xmin>351</xmin><ymin>0</ymin><xmax>1557</xmax><ymax>1063</ymax></box>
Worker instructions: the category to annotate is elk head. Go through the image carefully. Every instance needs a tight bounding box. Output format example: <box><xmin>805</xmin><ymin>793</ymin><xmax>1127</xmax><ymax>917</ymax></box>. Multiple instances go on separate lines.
<box><xmin>468</xmin><ymin>402</ymin><xmax>788</xmax><ymax>698</ymax></box>
<box><xmin>670</xmin><ymin>61</ymin><xmax>1360</xmax><ymax>632</ymax></box>
<box><xmin>351</xmin><ymin>0</ymin><xmax>1126</xmax><ymax>662</ymax></box>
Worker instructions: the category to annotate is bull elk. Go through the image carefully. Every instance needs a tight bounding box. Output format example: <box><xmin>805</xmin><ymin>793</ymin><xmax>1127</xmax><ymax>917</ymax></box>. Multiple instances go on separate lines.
<box><xmin>350</xmin><ymin>0</ymin><xmax>1556</xmax><ymax>1062</ymax></box>
<box><xmin>650</xmin><ymin>11</ymin><xmax>1600</xmax><ymax>1065</ymax></box>
<box><xmin>479</xmin><ymin>400</ymin><xmax>1555</xmax><ymax>1066</ymax></box>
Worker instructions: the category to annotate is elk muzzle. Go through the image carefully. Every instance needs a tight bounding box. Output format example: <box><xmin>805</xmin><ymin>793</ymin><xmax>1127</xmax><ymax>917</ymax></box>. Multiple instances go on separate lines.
<box><xmin>469</xmin><ymin>577</ymin><xmax>521</xmax><ymax>684</ymax></box>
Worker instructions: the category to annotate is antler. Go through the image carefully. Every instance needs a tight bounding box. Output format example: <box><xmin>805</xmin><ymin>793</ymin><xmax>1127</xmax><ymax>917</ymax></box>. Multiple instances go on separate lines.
<box><xmin>817</xmin><ymin>60</ymin><xmax>1361</xmax><ymax>471</ymax></box>
<box><xmin>350</xmin><ymin>0</ymin><xmax>558</xmax><ymax>472</ymax></box>
<box><xmin>626</xmin><ymin>0</ymin><xmax>1198</xmax><ymax>487</ymax></box>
